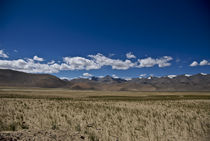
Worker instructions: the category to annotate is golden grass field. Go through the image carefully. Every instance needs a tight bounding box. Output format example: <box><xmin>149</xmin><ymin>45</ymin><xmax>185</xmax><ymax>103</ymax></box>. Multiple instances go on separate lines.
<box><xmin>0</xmin><ymin>87</ymin><xmax>210</xmax><ymax>141</ymax></box>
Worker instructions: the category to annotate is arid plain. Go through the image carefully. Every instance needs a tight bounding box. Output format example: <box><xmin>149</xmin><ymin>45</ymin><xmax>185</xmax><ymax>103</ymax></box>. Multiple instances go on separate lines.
<box><xmin>0</xmin><ymin>88</ymin><xmax>210</xmax><ymax>141</ymax></box>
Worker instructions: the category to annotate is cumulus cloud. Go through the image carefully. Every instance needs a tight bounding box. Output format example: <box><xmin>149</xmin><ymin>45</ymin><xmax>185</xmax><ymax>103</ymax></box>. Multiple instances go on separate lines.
<box><xmin>0</xmin><ymin>50</ymin><xmax>8</xmax><ymax>58</ymax></box>
<box><xmin>83</xmin><ymin>72</ymin><xmax>92</xmax><ymax>77</ymax></box>
<box><xmin>200</xmin><ymin>60</ymin><xmax>208</xmax><ymax>66</ymax></box>
<box><xmin>126</xmin><ymin>52</ymin><xmax>136</xmax><ymax>59</ymax></box>
<box><xmin>137</xmin><ymin>56</ymin><xmax>173</xmax><ymax>68</ymax></box>
<box><xmin>190</xmin><ymin>61</ymin><xmax>198</xmax><ymax>67</ymax></box>
<box><xmin>63</xmin><ymin>56</ymin><xmax>100</xmax><ymax>70</ymax></box>
<box><xmin>89</xmin><ymin>53</ymin><xmax>135</xmax><ymax>70</ymax></box>
<box><xmin>33</xmin><ymin>56</ymin><xmax>44</xmax><ymax>61</ymax></box>
<box><xmin>190</xmin><ymin>60</ymin><xmax>210</xmax><ymax>67</ymax></box>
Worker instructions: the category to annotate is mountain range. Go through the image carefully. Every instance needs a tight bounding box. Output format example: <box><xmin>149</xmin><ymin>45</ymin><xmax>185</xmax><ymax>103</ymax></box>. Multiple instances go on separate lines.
<box><xmin>0</xmin><ymin>69</ymin><xmax>210</xmax><ymax>91</ymax></box>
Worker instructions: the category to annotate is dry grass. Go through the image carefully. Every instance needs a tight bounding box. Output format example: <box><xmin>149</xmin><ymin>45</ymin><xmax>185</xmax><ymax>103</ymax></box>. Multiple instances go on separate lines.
<box><xmin>0</xmin><ymin>88</ymin><xmax>210</xmax><ymax>141</ymax></box>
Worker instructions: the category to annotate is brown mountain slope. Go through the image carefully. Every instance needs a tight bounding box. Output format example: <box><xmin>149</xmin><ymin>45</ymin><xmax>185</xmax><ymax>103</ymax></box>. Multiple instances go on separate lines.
<box><xmin>0</xmin><ymin>69</ymin><xmax>66</xmax><ymax>88</ymax></box>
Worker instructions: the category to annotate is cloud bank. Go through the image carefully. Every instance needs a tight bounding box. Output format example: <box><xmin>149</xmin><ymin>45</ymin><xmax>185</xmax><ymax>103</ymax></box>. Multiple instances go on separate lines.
<box><xmin>0</xmin><ymin>50</ymin><xmax>173</xmax><ymax>73</ymax></box>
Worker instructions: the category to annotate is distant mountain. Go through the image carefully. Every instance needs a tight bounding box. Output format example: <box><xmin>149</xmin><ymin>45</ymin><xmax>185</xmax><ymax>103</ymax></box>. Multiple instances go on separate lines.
<box><xmin>0</xmin><ymin>69</ymin><xmax>210</xmax><ymax>91</ymax></box>
<box><xmin>67</xmin><ymin>73</ymin><xmax>210</xmax><ymax>91</ymax></box>
<box><xmin>0</xmin><ymin>69</ymin><xmax>67</xmax><ymax>88</ymax></box>
<box><xmin>127</xmin><ymin>74</ymin><xmax>210</xmax><ymax>91</ymax></box>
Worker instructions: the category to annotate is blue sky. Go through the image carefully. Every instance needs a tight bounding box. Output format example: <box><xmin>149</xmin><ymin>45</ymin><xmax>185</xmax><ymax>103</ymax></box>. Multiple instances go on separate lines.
<box><xmin>0</xmin><ymin>0</ymin><xmax>209</xmax><ymax>79</ymax></box>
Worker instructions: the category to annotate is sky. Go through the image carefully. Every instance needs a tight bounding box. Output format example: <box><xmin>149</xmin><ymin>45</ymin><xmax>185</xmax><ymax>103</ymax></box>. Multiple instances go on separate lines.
<box><xmin>0</xmin><ymin>0</ymin><xmax>209</xmax><ymax>79</ymax></box>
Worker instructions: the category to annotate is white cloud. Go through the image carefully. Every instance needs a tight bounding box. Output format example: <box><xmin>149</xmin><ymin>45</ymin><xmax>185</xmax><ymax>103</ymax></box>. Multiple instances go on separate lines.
<box><xmin>190</xmin><ymin>60</ymin><xmax>210</xmax><ymax>67</ymax></box>
<box><xmin>137</xmin><ymin>56</ymin><xmax>173</xmax><ymax>68</ymax></box>
<box><xmin>126</xmin><ymin>52</ymin><xmax>136</xmax><ymax>59</ymax></box>
<box><xmin>0</xmin><ymin>59</ymin><xmax>60</xmax><ymax>73</ymax></box>
<box><xmin>190</xmin><ymin>61</ymin><xmax>198</xmax><ymax>67</ymax></box>
<box><xmin>48</xmin><ymin>60</ymin><xmax>55</xmax><ymax>65</ymax></box>
<box><xmin>63</xmin><ymin>56</ymin><xmax>100</xmax><ymax>70</ymax></box>
<box><xmin>33</xmin><ymin>56</ymin><xmax>44</xmax><ymax>61</ymax></box>
<box><xmin>0</xmin><ymin>50</ymin><xmax>175</xmax><ymax>73</ymax></box>
<box><xmin>200</xmin><ymin>60</ymin><xmax>208</xmax><ymax>66</ymax></box>
<box><xmin>0</xmin><ymin>50</ymin><xmax>8</xmax><ymax>58</ymax></box>
<box><xmin>83</xmin><ymin>72</ymin><xmax>92</xmax><ymax>77</ymax></box>
<box><xmin>112</xmin><ymin>74</ymin><xmax>119</xmax><ymax>78</ymax></box>
<box><xmin>89</xmin><ymin>53</ymin><xmax>135</xmax><ymax>70</ymax></box>
<box><xmin>138</xmin><ymin>57</ymin><xmax>156</xmax><ymax>67</ymax></box>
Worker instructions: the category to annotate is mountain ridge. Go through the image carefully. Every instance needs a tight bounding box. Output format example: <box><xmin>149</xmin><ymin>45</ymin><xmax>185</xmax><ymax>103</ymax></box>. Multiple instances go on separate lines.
<box><xmin>0</xmin><ymin>69</ymin><xmax>209</xmax><ymax>91</ymax></box>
